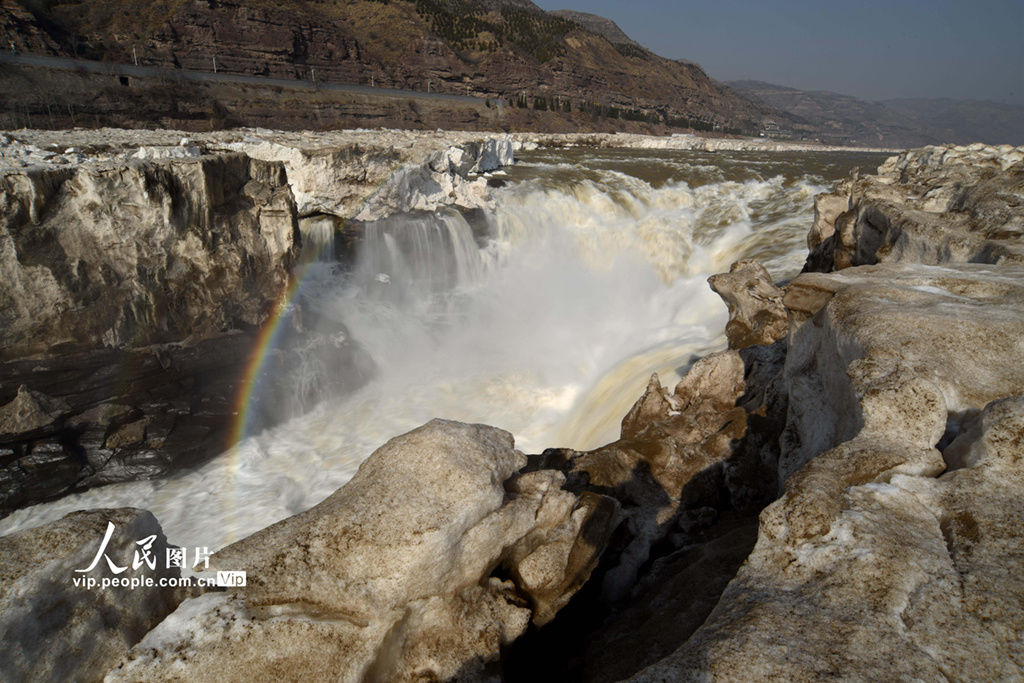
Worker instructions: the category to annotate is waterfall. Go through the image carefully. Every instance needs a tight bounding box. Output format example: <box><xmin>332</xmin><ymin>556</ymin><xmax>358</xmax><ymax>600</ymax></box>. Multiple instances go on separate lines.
<box><xmin>0</xmin><ymin>147</ymin><xmax>876</xmax><ymax>553</ymax></box>
<box><xmin>298</xmin><ymin>215</ymin><xmax>338</xmax><ymax>262</ymax></box>
<box><xmin>351</xmin><ymin>209</ymin><xmax>485</xmax><ymax>308</ymax></box>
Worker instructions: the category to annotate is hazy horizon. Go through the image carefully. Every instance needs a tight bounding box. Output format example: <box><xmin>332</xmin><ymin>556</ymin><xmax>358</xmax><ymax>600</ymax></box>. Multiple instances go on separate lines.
<box><xmin>535</xmin><ymin>0</ymin><xmax>1024</xmax><ymax>106</ymax></box>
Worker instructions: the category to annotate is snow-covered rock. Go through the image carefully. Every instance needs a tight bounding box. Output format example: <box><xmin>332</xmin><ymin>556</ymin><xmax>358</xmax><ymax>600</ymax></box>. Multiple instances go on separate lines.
<box><xmin>806</xmin><ymin>143</ymin><xmax>1024</xmax><ymax>271</ymax></box>
<box><xmin>0</xmin><ymin>509</ymin><xmax>182</xmax><ymax>682</ymax></box>
<box><xmin>108</xmin><ymin>420</ymin><xmax>617</xmax><ymax>681</ymax></box>
<box><xmin>131</xmin><ymin>145</ymin><xmax>201</xmax><ymax>160</ymax></box>
<box><xmin>632</xmin><ymin>262</ymin><xmax>1024</xmax><ymax>681</ymax></box>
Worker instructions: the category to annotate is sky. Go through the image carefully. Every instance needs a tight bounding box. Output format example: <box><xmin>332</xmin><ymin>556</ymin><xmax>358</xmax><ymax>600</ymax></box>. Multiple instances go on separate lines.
<box><xmin>533</xmin><ymin>0</ymin><xmax>1024</xmax><ymax>105</ymax></box>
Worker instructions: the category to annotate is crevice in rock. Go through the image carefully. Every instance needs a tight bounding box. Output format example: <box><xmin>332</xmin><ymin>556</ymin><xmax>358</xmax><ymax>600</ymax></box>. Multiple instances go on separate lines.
<box><xmin>936</xmin><ymin>409</ymin><xmax>979</xmax><ymax>453</ymax></box>
<box><xmin>502</xmin><ymin>267</ymin><xmax>794</xmax><ymax>678</ymax></box>
<box><xmin>502</xmin><ymin>500</ymin><xmax>762</xmax><ymax>682</ymax></box>
<box><xmin>503</xmin><ymin>339</ymin><xmax>789</xmax><ymax>681</ymax></box>
<box><xmin>940</xmin><ymin>409</ymin><xmax>984</xmax><ymax>472</ymax></box>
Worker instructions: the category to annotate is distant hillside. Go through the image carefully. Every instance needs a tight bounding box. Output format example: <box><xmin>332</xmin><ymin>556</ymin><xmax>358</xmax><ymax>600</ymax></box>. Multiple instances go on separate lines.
<box><xmin>731</xmin><ymin>80</ymin><xmax>1024</xmax><ymax>147</ymax></box>
<box><xmin>0</xmin><ymin>0</ymin><xmax>800</xmax><ymax>134</ymax></box>
<box><xmin>881</xmin><ymin>98</ymin><xmax>1024</xmax><ymax>147</ymax></box>
<box><xmin>549</xmin><ymin>10</ymin><xmax>639</xmax><ymax>46</ymax></box>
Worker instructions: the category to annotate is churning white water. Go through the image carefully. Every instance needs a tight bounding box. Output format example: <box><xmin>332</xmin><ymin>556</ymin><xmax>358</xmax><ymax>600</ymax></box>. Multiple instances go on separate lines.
<box><xmin>0</xmin><ymin>148</ymin><xmax>885</xmax><ymax>551</ymax></box>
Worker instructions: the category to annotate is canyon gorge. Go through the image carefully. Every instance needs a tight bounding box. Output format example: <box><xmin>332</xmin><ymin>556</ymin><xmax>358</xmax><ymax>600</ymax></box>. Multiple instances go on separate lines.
<box><xmin>1</xmin><ymin>131</ymin><xmax>1022</xmax><ymax>681</ymax></box>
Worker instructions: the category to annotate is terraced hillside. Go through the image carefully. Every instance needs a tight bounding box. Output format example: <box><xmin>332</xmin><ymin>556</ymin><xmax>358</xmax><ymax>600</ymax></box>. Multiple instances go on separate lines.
<box><xmin>2</xmin><ymin>0</ymin><xmax>800</xmax><ymax>133</ymax></box>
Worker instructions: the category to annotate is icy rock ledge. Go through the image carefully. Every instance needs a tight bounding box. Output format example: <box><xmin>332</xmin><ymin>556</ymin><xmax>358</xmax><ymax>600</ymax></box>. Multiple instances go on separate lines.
<box><xmin>221</xmin><ymin>133</ymin><xmax>514</xmax><ymax>221</ymax></box>
<box><xmin>106</xmin><ymin>420</ymin><xmax>617</xmax><ymax>682</ymax></box>
<box><xmin>805</xmin><ymin>142</ymin><xmax>1024</xmax><ymax>271</ymax></box>
<box><xmin>0</xmin><ymin>128</ymin><xmax>515</xmax><ymax>514</ymax></box>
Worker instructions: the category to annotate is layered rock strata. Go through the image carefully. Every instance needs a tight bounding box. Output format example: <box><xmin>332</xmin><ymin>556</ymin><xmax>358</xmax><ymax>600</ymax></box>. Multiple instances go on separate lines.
<box><xmin>0</xmin><ymin>0</ymin><xmax>796</xmax><ymax>134</ymax></box>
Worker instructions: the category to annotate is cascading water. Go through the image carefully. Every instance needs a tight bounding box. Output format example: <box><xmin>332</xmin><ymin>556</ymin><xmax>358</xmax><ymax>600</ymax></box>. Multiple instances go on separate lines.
<box><xmin>0</xmin><ymin>147</ymin><xmax>889</xmax><ymax>551</ymax></box>
<box><xmin>298</xmin><ymin>215</ymin><xmax>338</xmax><ymax>262</ymax></box>
<box><xmin>352</xmin><ymin>209</ymin><xmax>485</xmax><ymax>308</ymax></box>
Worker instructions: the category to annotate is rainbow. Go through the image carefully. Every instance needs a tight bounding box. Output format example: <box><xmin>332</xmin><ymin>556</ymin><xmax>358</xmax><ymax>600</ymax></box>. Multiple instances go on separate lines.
<box><xmin>216</xmin><ymin>260</ymin><xmax>319</xmax><ymax>544</ymax></box>
<box><xmin>223</xmin><ymin>146</ymin><xmax>417</xmax><ymax>449</ymax></box>
<box><xmin>228</xmin><ymin>283</ymin><xmax>295</xmax><ymax>449</ymax></box>
<box><xmin>226</xmin><ymin>257</ymin><xmax>321</xmax><ymax>451</ymax></box>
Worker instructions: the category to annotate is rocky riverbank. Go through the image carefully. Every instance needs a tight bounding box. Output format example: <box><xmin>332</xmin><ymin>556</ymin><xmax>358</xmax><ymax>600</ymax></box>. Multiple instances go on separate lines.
<box><xmin>2</xmin><ymin>139</ymin><xmax>1023</xmax><ymax>681</ymax></box>
<box><xmin>632</xmin><ymin>143</ymin><xmax>1024</xmax><ymax>679</ymax></box>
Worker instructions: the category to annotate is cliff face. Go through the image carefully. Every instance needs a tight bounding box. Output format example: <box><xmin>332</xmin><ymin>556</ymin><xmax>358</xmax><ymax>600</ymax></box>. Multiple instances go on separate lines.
<box><xmin>1</xmin><ymin>154</ymin><xmax>297</xmax><ymax>359</ymax></box>
<box><xmin>1</xmin><ymin>0</ymin><xmax>794</xmax><ymax>132</ymax></box>
<box><xmin>0</xmin><ymin>128</ymin><xmax>517</xmax><ymax>514</ymax></box>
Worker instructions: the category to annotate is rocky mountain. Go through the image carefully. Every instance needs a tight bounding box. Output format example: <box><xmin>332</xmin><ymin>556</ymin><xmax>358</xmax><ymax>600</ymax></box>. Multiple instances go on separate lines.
<box><xmin>549</xmin><ymin>9</ymin><xmax>639</xmax><ymax>47</ymax></box>
<box><xmin>0</xmin><ymin>0</ymin><xmax>798</xmax><ymax>134</ymax></box>
<box><xmin>731</xmin><ymin>79</ymin><xmax>1024</xmax><ymax>147</ymax></box>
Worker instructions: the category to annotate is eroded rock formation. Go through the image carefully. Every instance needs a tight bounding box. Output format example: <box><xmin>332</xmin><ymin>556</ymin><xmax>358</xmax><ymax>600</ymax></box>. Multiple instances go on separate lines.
<box><xmin>707</xmin><ymin>259</ymin><xmax>787</xmax><ymax>349</ymax></box>
<box><xmin>224</xmin><ymin>132</ymin><xmax>514</xmax><ymax>222</ymax></box>
<box><xmin>805</xmin><ymin>143</ymin><xmax>1024</xmax><ymax>272</ymax></box>
<box><xmin>628</xmin><ymin>145</ymin><xmax>1024</xmax><ymax>679</ymax></box>
<box><xmin>513</xmin><ymin>144</ymin><xmax>1024</xmax><ymax>680</ymax></box>
<box><xmin>634</xmin><ymin>266</ymin><xmax>1024</xmax><ymax>681</ymax></box>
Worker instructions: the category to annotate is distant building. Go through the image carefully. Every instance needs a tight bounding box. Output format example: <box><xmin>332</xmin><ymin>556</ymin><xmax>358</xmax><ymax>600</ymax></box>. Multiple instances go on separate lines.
<box><xmin>760</xmin><ymin>120</ymin><xmax>793</xmax><ymax>139</ymax></box>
